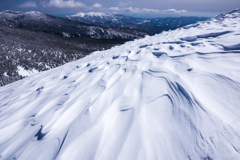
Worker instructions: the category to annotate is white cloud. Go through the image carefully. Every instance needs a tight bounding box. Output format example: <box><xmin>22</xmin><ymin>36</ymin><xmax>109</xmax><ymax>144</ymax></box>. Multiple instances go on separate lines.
<box><xmin>109</xmin><ymin>7</ymin><xmax>120</xmax><ymax>11</ymax></box>
<box><xmin>110</xmin><ymin>7</ymin><xmax>159</xmax><ymax>13</ymax></box>
<box><xmin>165</xmin><ymin>9</ymin><xmax>187</xmax><ymax>13</ymax></box>
<box><xmin>142</xmin><ymin>8</ymin><xmax>159</xmax><ymax>13</ymax></box>
<box><xmin>44</xmin><ymin>0</ymin><xmax>86</xmax><ymax>8</ymax></box>
<box><xmin>92</xmin><ymin>3</ymin><xmax>102</xmax><ymax>8</ymax></box>
<box><xmin>19</xmin><ymin>1</ymin><xmax>37</xmax><ymax>8</ymax></box>
<box><xmin>118</xmin><ymin>1</ymin><xmax>132</xmax><ymax>7</ymax></box>
<box><xmin>124</xmin><ymin>7</ymin><xmax>140</xmax><ymax>13</ymax></box>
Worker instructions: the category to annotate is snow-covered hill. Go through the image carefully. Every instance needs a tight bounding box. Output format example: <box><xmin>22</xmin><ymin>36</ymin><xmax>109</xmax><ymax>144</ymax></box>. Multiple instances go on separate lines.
<box><xmin>0</xmin><ymin>23</ymin><xmax>128</xmax><ymax>87</ymax></box>
<box><xmin>67</xmin><ymin>12</ymin><xmax>121</xmax><ymax>22</ymax></box>
<box><xmin>69</xmin><ymin>12</ymin><xmax>116</xmax><ymax>19</ymax></box>
<box><xmin>1</xmin><ymin>9</ymin><xmax>240</xmax><ymax>160</ymax></box>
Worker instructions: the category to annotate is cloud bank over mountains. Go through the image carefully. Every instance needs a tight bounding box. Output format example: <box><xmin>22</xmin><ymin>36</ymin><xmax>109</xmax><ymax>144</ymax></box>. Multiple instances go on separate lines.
<box><xmin>18</xmin><ymin>0</ymin><xmax>187</xmax><ymax>14</ymax></box>
<box><xmin>1</xmin><ymin>0</ymin><xmax>239</xmax><ymax>17</ymax></box>
<box><xmin>18</xmin><ymin>1</ymin><xmax>37</xmax><ymax>8</ymax></box>
<box><xmin>109</xmin><ymin>7</ymin><xmax>160</xmax><ymax>13</ymax></box>
<box><xmin>43</xmin><ymin>0</ymin><xmax>86</xmax><ymax>8</ymax></box>
<box><xmin>165</xmin><ymin>9</ymin><xmax>187</xmax><ymax>13</ymax></box>
<box><xmin>109</xmin><ymin>7</ymin><xmax>187</xmax><ymax>13</ymax></box>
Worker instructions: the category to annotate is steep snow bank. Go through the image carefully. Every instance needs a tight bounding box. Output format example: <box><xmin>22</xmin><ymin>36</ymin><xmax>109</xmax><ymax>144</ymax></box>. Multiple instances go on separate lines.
<box><xmin>0</xmin><ymin>9</ymin><xmax>240</xmax><ymax>160</ymax></box>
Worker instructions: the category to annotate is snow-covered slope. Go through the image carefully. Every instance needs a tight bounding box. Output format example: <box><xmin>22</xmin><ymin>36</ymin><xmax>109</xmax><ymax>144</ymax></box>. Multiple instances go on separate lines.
<box><xmin>0</xmin><ymin>23</ymin><xmax>128</xmax><ymax>87</ymax></box>
<box><xmin>1</xmin><ymin>9</ymin><xmax>240</xmax><ymax>160</ymax></box>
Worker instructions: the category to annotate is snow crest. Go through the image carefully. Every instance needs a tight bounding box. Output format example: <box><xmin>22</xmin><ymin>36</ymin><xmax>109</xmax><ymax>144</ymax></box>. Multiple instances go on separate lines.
<box><xmin>1</xmin><ymin>9</ymin><xmax>240</xmax><ymax>160</ymax></box>
<box><xmin>68</xmin><ymin>12</ymin><xmax>112</xmax><ymax>18</ymax></box>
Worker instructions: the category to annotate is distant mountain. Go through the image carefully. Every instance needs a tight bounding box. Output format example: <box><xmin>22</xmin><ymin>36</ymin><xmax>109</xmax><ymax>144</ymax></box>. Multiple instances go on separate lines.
<box><xmin>67</xmin><ymin>12</ymin><xmax>120</xmax><ymax>25</ymax></box>
<box><xmin>0</xmin><ymin>10</ymin><xmax>147</xmax><ymax>39</ymax></box>
<box><xmin>67</xmin><ymin>12</ymin><xmax>209</xmax><ymax>35</ymax></box>
<box><xmin>68</xmin><ymin>12</ymin><xmax>118</xmax><ymax>23</ymax></box>
<box><xmin>0</xmin><ymin>23</ymin><xmax>128</xmax><ymax>86</ymax></box>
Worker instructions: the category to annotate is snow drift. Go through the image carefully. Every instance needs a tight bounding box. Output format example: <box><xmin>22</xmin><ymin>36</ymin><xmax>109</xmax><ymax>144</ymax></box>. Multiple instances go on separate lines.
<box><xmin>0</xmin><ymin>9</ymin><xmax>240</xmax><ymax>160</ymax></box>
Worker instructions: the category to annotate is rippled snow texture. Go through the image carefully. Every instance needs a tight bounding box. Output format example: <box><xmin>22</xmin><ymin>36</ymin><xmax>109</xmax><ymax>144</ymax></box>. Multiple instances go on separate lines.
<box><xmin>0</xmin><ymin>9</ymin><xmax>240</xmax><ymax>160</ymax></box>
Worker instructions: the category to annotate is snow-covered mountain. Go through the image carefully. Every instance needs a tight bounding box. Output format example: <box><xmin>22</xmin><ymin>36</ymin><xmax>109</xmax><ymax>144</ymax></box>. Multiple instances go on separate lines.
<box><xmin>0</xmin><ymin>23</ymin><xmax>128</xmax><ymax>87</ymax></box>
<box><xmin>68</xmin><ymin>12</ymin><xmax>117</xmax><ymax>20</ymax></box>
<box><xmin>0</xmin><ymin>10</ymin><xmax>147</xmax><ymax>39</ymax></box>
<box><xmin>1</xmin><ymin>9</ymin><xmax>240</xmax><ymax>160</ymax></box>
<box><xmin>67</xmin><ymin>12</ymin><xmax>208</xmax><ymax>35</ymax></box>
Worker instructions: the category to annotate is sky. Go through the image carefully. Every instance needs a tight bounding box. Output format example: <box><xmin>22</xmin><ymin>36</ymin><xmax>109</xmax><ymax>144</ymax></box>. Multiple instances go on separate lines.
<box><xmin>0</xmin><ymin>0</ymin><xmax>239</xmax><ymax>18</ymax></box>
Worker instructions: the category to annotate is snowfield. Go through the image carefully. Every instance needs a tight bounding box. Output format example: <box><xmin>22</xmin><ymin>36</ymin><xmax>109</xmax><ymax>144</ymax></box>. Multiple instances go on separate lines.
<box><xmin>0</xmin><ymin>9</ymin><xmax>240</xmax><ymax>160</ymax></box>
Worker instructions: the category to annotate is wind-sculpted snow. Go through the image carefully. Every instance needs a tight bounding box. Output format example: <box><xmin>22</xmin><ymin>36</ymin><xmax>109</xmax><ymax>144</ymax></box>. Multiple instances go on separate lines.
<box><xmin>0</xmin><ymin>9</ymin><xmax>240</xmax><ymax>160</ymax></box>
